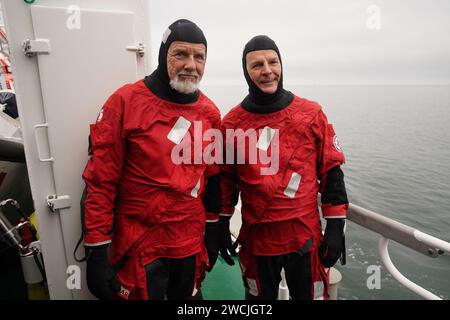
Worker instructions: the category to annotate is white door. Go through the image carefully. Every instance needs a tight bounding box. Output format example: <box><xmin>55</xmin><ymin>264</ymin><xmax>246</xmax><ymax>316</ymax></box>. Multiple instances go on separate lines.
<box><xmin>30</xmin><ymin>5</ymin><xmax>140</xmax><ymax>299</ymax></box>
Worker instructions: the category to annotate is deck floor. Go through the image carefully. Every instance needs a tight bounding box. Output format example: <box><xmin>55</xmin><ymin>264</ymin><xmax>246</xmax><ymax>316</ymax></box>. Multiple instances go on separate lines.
<box><xmin>202</xmin><ymin>256</ymin><xmax>245</xmax><ymax>300</ymax></box>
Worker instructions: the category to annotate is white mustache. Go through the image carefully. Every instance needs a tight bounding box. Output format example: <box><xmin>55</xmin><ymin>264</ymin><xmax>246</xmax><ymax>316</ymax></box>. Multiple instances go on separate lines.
<box><xmin>177</xmin><ymin>72</ymin><xmax>199</xmax><ymax>79</ymax></box>
<box><xmin>170</xmin><ymin>74</ymin><xmax>201</xmax><ymax>94</ymax></box>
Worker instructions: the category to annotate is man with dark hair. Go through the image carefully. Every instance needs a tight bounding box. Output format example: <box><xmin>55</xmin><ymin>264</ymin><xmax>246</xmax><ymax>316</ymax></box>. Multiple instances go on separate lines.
<box><xmin>220</xmin><ymin>35</ymin><xmax>348</xmax><ymax>300</ymax></box>
<box><xmin>82</xmin><ymin>19</ymin><xmax>225</xmax><ymax>300</ymax></box>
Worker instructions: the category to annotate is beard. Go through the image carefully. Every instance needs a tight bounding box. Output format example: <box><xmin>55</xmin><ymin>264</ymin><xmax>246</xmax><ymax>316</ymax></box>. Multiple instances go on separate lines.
<box><xmin>169</xmin><ymin>73</ymin><xmax>201</xmax><ymax>94</ymax></box>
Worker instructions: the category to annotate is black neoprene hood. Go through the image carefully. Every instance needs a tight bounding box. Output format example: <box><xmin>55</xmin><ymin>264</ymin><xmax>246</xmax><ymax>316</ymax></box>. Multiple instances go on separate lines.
<box><xmin>157</xmin><ymin>19</ymin><xmax>207</xmax><ymax>84</ymax></box>
<box><xmin>241</xmin><ymin>35</ymin><xmax>293</xmax><ymax>113</ymax></box>
<box><xmin>145</xmin><ymin>19</ymin><xmax>207</xmax><ymax>104</ymax></box>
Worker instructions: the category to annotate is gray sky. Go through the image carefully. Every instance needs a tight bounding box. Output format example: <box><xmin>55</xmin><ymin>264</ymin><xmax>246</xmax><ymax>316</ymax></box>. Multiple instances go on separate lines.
<box><xmin>149</xmin><ymin>0</ymin><xmax>450</xmax><ymax>85</ymax></box>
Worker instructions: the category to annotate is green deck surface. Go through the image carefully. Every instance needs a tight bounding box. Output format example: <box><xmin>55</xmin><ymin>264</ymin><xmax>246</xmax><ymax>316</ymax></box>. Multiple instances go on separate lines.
<box><xmin>202</xmin><ymin>256</ymin><xmax>245</xmax><ymax>300</ymax></box>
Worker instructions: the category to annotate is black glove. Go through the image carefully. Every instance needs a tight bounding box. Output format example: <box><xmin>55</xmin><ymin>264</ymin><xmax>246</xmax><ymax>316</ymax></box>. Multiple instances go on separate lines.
<box><xmin>204</xmin><ymin>216</ymin><xmax>236</xmax><ymax>270</ymax></box>
<box><xmin>86</xmin><ymin>245</ymin><xmax>121</xmax><ymax>300</ymax></box>
<box><xmin>319</xmin><ymin>219</ymin><xmax>345</xmax><ymax>268</ymax></box>
<box><xmin>218</xmin><ymin>215</ymin><xmax>237</xmax><ymax>266</ymax></box>
<box><xmin>204</xmin><ymin>220</ymin><xmax>220</xmax><ymax>271</ymax></box>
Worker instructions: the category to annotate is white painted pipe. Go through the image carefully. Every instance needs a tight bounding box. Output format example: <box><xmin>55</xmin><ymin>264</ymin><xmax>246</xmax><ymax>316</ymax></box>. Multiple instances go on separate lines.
<box><xmin>279</xmin><ymin>268</ymin><xmax>290</xmax><ymax>300</ymax></box>
<box><xmin>328</xmin><ymin>267</ymin><xmax>342</xmax><ymax>300</ymax></box>
<box><xmin>414</xmin><ymin>230</ymin><xmax>450</xmax><ymax>254</ymax></box>
<box><xmin>378</xmin><ymin>237</ymin><xmax>441</xmax><ymax>300</ymax></box>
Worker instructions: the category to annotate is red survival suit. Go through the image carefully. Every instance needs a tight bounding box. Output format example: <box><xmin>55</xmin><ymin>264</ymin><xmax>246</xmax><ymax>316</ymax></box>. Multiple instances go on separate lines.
<box><xmin>221</xmin><ymin>96</ymin><xmax>347</xmax><ymax>299</ymax></box>
<box><xmin>83</xmin><ymin>80</ymin><xmax>221</xmax><ymax>299</ymax></box>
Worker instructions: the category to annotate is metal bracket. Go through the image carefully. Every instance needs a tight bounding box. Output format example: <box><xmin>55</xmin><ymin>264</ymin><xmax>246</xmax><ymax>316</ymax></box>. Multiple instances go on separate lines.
<box><xmin>23</xmin><ymin>39</ymin><xmax>51</xmax><ymax>57</ymax></box>
<box><xmin>126</xmin><ymin>43</ymin><xmax>145</xmax><ymax>57</ymax></box>
<box><xmin>46</xmin><ymin>195</ymin><xmax>71</xmax><ymax>212</ymax></box>
<box><xmin>28</xmin><ymin>240</ymin><xmax>42</xmax><ymax>253</ymax></box>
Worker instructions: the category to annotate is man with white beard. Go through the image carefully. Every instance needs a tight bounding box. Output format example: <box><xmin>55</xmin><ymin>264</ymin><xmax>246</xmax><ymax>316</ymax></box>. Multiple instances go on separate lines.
<box><xmin>81</xmin><ymin>19</ymin><xmax>228</xmax><ymax>300</ymax></box>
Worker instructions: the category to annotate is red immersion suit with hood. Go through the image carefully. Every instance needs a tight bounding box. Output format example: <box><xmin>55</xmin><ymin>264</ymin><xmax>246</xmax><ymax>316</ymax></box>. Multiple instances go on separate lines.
<box><xmin>82</xmin><ymin>19</ymin><xmax>220</xmax><ymax>300</ymax></box>
<box><xmin>220</xmin><ymin>35</ymin><xmax>349</xmax><ymax>300</ymax></box>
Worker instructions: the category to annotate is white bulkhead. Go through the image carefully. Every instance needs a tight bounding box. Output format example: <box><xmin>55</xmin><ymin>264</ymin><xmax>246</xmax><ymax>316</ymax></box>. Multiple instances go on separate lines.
<box><xmin>1</xmin><ymin>0</ymin><xmax>152</xmax><ymax>299</ymax></box>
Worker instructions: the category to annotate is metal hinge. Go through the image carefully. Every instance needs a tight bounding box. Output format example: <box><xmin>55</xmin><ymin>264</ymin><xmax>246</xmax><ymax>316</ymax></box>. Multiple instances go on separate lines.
<box><xmin>46</xmin><ymin>195</ymin><xmax>71</xmax><ymax>212</ymax></box>
<box><xmin>23</xmin><ymin>39</ymin><xmax>51</xmax><ymax>57</ymax></box>
<box><xmin>126</xmin><ymin>42</ymin><xmax>145</xmax><ymax>57</ymax></box>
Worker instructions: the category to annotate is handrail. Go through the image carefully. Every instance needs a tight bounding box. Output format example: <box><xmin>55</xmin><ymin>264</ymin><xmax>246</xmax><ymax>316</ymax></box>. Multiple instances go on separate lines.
<box><xmin>347</xmin><ymin>203</ymin><xmax>449</xmax><ymax>300</ymax></box>
<box><xmin>347</xmin><ymin>203</ymin><xmax>449</xmax><ymax>257</ymax></box>
<box><xmin>231</xmin><ymin>201</ymin><xmax>449</xmax><ymax>299</ymax></box>
<box><xmin>379</xmin><ymin>237</ymin><xmax>441</xmax><ymax>300</ymax></box>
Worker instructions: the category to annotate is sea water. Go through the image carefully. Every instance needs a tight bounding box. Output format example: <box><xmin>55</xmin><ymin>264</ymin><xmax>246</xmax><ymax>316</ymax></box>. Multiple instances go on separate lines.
<box><xmin>202</xmin><ymin>85</ymin><xmax>450</xmax><ymax>300</ymax></box>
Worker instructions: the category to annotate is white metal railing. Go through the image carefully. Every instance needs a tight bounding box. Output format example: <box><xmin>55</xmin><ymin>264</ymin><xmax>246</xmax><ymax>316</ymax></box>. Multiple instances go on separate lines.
<box><xmin>348</xmin><ymin>203</ymin><xmax>450</xmax><ymax>300</ymax></box>
<box><xmin>230</xmin><ymin>202</ymin><xmax>449</xmax><ymax>300</ymax></box>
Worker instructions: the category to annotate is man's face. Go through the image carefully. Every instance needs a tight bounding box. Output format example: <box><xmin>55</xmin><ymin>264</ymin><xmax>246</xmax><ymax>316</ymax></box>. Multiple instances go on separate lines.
<box><xmin>167</xmin><ymin>41</ymin><xmax>206</xmax><ymax>94</ymax></box>
<box><xmin>246</xmin><ymin>50</ymin><xmax>281</xmax><ymax>94</ymax></box>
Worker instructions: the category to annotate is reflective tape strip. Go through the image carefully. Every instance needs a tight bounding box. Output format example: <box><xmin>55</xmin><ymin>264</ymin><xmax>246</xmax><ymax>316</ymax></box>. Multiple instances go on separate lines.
<box><xmin>191</xmin><ymin>177</ymin><xmax>201</xmax><ymax>198</ymax></box>
<box><xmin>240</xmin><ymin>261</ymin><xmax>246</xmax><ymax>274</ymax></box>
<box><xmin>192</xmin><ymin>286</ymin><xmax>199</xmax><ymax>297</ymax></box>
<box><xmin>256</xmin><ymin>127</ymin><xmax>275</xmax><ymax>152</ymax></box>
<box><xmin>247</xmin><ymin>278</ymin><xmax>258</xmax><ymax>297</ymax></box>
<box><xmin>0</xmin><ymin>74</ymin><xmax>6</xmax><ymax>90</ymax></box>
<box><xmin>219</xmin><ymin>213</ymin><xmax>233</xmax><ymax>217</ymax></box>
<box><xmin>84</xmin><ymin>240</ymin><xmax>112</xmax><ymax>247</ymax></box>
<box><xmin>162</xmin><ymin>28</ymin><xmax>172</xmax><ymax>44</ymax></box>
<box><xmin>314</xmin><ymin>281</ymin><xmax>325</xmax><ymax>300</ymax></box>
<box><xmin>284</xmin><ymin>173</ymin><xmax>301</xmax><ymax>198</ymax></box>
<box><xmin>167</xmin><ymin>116</ymin><xmax>192</xmax><ymax>145</ymax></box>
